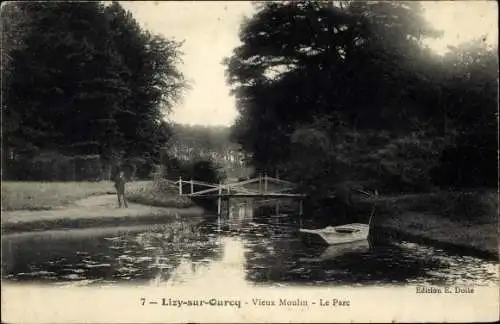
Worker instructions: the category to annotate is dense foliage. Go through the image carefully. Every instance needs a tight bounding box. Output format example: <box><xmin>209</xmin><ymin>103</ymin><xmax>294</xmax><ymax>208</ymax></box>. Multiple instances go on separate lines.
<box><xmin>2</xmin><ymin>2</ymin><xmax>186</xmax><ymax>180</ymax></box>
<box><xmin>162</xmin><ymin>156</ymin><xmax>226</xmax><ymax>189</ymax></box>
<box><xmin>225</xmin><ymin>1</ymin><xmax>497</xmax><ymax>195</ymax></box>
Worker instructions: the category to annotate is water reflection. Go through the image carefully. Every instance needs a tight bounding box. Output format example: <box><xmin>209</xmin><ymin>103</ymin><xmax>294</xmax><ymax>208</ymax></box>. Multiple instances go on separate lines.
<box><xmin>2</xmin><ymin>201</ymin><xmax>498</xmax><ymax>287</ymax></box>
<box><xmin>158</xmin><ymin>236</ymin><xmax>248</xmax><ymax>288</ymax></box>
<box><xmin>299</xmin><ymin>240</ymin><xmax>371</xmax><ymax>263</ymax></box>
<box><xmin>241</xmin><ymin>220</ymin><xmax>498</xmax><ymax>286</ymax></box>
<box><xmin>2</xmin><ymin>222</ymin><xmax>223</xmax><ymax>286</ymax></box>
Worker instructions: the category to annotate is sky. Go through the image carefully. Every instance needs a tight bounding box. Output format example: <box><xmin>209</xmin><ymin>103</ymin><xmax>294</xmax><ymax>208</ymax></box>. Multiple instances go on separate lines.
<box><xmin>120</xmin><ymin>1</ymin><xmax>498</xmax><ymax>127</ymax></box>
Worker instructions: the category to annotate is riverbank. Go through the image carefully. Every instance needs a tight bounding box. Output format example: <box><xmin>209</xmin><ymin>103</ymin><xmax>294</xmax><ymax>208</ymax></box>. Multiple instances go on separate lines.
<box><xmin>1</xmin><ymin>180</ymin><xmax>201</xmax><ymax>233</ymax></box>
<box><xmin>2</xmin><ymin>181</ymin><xmax>497</xmax><ymax>259</ymax></box>
<box><xmin>1</xmin><ymin>194</ymin><xmax>204</xmax><ymax>234</ymax></box>
<box><xmin>1</xmin><ymin>181</ymin><xmax>118</xmax><ymax>211</ymax></box>
<box><xmin>1</xmin><ymin>180</ymin><xmax>195</xmax><ymax>212</ymax></box>
<box><xmin>375</xmin><ymin>212</ymin><xmax>498</xmax><ymax>260</ymax></box>
<box><xmin>370</xmin><ymin>190</ymin><xmax>498</xmax><ymax>260</ymax></box>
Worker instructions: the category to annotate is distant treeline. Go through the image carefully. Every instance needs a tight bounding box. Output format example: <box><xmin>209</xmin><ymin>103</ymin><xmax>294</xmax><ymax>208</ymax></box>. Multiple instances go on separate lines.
<box><xmin>164</xmin><ymin>124</ymin><xmax>251</xmax><ymax>180</ymax></box>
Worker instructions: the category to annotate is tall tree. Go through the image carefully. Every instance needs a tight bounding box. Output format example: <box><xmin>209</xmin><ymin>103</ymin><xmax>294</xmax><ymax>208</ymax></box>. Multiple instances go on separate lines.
<box><xmin>104</xmin><ymin>2</ymin><xmax>186</xmax><ymax>170</ymax></box>
<box><xmin>1</xmin><ymin>2</ymin><xmax>34</xmax><ymax>155</ymax></box>
<box><xmin>4</xmin><ymin>2</ymin><xmax>128</xmax><ymax>157</ymax></box>
<box><xmin>2</xmin><ymin>2</ymin><xmax>187</xmax><ymax>179</ymax></box>
<box><xmin>225</xmin><ymin>1</ymin><xmax>442</xmax><ymax>174</ymax></box>
<box><xmin>431</xmin><ymin>39</ymin><xmax>498</xmax><ymax>188</ymax></box>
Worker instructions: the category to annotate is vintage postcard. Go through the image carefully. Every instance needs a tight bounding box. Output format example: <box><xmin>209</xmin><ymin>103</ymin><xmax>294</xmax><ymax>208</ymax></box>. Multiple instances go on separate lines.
<box><xmin>1</xmin><ymin>1</ymin><xmax>498</xmax><ymax>323</ymax></box>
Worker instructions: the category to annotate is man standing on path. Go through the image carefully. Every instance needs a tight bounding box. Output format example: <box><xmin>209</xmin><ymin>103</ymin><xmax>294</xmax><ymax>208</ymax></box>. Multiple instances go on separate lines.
<box><xmin>114</xmin><ymin>169</ymin><xmax>128</xmax><ymax>208</ymax></box>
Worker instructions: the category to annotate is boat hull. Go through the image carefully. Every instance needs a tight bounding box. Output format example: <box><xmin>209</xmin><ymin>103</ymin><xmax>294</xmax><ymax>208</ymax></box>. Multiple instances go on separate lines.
<box><xmin>299</xmin><ymin>223</ymin><xmax>370</xmax><ymax>245</ymax></box>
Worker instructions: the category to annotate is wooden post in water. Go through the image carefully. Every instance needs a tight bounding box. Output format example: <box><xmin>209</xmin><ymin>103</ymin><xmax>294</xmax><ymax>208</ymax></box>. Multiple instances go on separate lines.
<box><xmin>258</xmin><ymin>173</ymin><xmax>262</xmax><ymax>193</ymax></box>
<box><xmin>190</xmin><ymin>179</ymin><xmax>194</xmax><ymax>194</ymax></box>
<box><xmin>217</xmin><ymin>183</ymin><xmax>222</xmax><ymax>215</ymax></box>
<box><xmin>178</xmin><ymin>176</ymin><xmax>182</xmax><ymax>195</ymax></box>
<box><xmin>264</xmin><ymin>174</ymin><xmax>268</xmax><ymax>193</ymax></box>
<box><xmin>299</xmin><ymin>198</ymin><xmax>303</xmax><ymax>227</ymax></box>
<box><xmin>217</xmin><ymin>183</ymin><xmax>222</xmax><ymax>229</ymax></box>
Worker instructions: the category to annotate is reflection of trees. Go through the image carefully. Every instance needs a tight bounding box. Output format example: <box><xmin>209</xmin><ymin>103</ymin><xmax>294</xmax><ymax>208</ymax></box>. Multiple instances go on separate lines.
<box><xmin>133</xmin><ymin>221</ymin><xmax>223</xmax><ymax>284</ymax></box>
<box><xmin>243</xmin><ymin>226</ymin><xmax>304</xmax><ymax>284</ymax></box>
<box><xmin>5</xmin><ymin>224</ymin><xmax>225</xmax><ymax>284</ymax></box>
<box><xmin>9</xmin><ymin>219</ymin><xmax>484</xmax><ymax>287</ymax></box>
<box><xmin>312</xmin><ymin>242</ymin><xmax>449</xmax><ymax>285</ymax></box>
<box><xmin>3</xmin><ymin>231</ymin><xmax>132</xmax><ymax>283</ymax></box>
<box><xmin>242</xmin><ymin>229</ymin><xmax>459</xmax><ymax>286</ymax></box>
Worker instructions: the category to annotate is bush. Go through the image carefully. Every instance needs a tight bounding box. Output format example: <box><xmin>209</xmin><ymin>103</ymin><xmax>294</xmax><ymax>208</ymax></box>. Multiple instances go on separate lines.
<box><xmin>161</xmin><ymin>156</ymin><xmax>226</xmax><ymax>185</ymax></box>
<box><xmin>371</xmin><ymin>133</ymin><xmax>445</xmax><ymax>193</ymax></box>
<box><xmin>191</xmin><ymin>160</ymin><xmax>226</xmax><ymax>184</ymax></box>
<box><xmin>432</xmin><ymin>138</ymin><xmax>497</xmax><ymax>189</ymax></box>
<box><xmin>127</xmin><ymin>180</ymin><xmax>195</xmax><ymax>208</ymax></box>
<box><xmin>437</xmin><ymin>191</ymin><xmax>496</xmax><ymax>222</ymax></box>
<box><xmin>3</xmin><ymin>152</ymin><xmax>104</xmax><ymax>181</ymax></box>
<box><xmin>387</xmin><ymin>190</ymin><xmax>497</xmax><ymax>223</ymax></box>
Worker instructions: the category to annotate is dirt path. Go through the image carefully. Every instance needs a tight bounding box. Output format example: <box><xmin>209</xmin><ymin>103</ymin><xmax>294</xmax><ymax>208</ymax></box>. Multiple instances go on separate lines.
<box><xmin>1</xmin><ymin>195</ymin><xmax>204</xmax><ymax>233</ymax></box>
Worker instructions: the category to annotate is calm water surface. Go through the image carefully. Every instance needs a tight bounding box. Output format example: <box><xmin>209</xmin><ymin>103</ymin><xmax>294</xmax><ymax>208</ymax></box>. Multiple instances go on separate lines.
<box><xmin>2</xmin><ymin>206</ymin><xmax>498</xmax><ymax>287</ymax></box>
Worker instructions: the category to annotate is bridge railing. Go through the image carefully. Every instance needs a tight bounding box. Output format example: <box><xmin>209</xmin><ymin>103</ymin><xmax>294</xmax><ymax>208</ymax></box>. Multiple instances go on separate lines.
<box><xmin>173</xmin><ymin>174</ymin><xmax>298</xmax><ymax>197</ymax></box>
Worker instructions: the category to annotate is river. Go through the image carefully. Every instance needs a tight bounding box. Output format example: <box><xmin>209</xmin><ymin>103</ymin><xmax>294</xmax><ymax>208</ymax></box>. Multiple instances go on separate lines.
<box><xmin>2</xmin><ymin>202</ymin><xmax>498</xmax><ymax>287</ymax></box>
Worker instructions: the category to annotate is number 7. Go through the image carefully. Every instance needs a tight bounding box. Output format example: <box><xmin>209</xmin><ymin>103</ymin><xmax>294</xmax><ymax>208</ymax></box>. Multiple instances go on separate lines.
<box><xmin>140</xmin><ymin>298</ymin><xmax>146</xmax><ymax>305</ymax></box>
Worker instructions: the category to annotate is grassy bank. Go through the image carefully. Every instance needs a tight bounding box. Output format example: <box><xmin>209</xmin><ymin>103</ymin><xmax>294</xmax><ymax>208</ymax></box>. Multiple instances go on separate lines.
<box><xmin>2</xmin><ymin>180</ymin><xmax>202</xmax><ymax>234</ymax></box>
<box><xmin>1</xmin><ymin>180</ymin><xmax>194</xmax><ymax>212</ymax></box>
<box><xmin>366</xmin><ymin>190</ymin><xmax>498</xmax><ymax>258</ymax></box>
<box><xmin>1</xmin><ymin>181</ymin><xmax>118</xmax><ymax>211</ymax></box>
<box><xmin>370</xmin><ymin>190</ymin><xmax>497</xmax><ymax>223</ymax></box>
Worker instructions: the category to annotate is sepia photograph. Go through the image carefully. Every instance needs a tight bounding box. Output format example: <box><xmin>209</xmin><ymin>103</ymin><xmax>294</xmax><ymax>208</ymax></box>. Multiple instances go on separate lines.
<box><xmin>1</xmin><ymin>1</ymin><xmax>498</xmax><ymax>322</ymax></box>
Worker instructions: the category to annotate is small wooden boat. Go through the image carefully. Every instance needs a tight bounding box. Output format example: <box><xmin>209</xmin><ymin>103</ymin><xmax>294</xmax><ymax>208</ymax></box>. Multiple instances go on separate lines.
<box><xmin>299</xmin><ymin>191</ymin><xmax>378</xmax><ymax>246</ymax></box>
<box><xmin>299</xmin><ymin>223</ymin><xmax>370</xmax><ymax>245</ymax></box>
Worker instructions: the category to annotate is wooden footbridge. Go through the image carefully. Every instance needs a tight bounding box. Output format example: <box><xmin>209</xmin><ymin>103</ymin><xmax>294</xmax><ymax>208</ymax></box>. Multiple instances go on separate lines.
<box><xmin>166</xmin><ymin>174</ymin><xmax>306</xmax><ymax>222</ymax></box>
